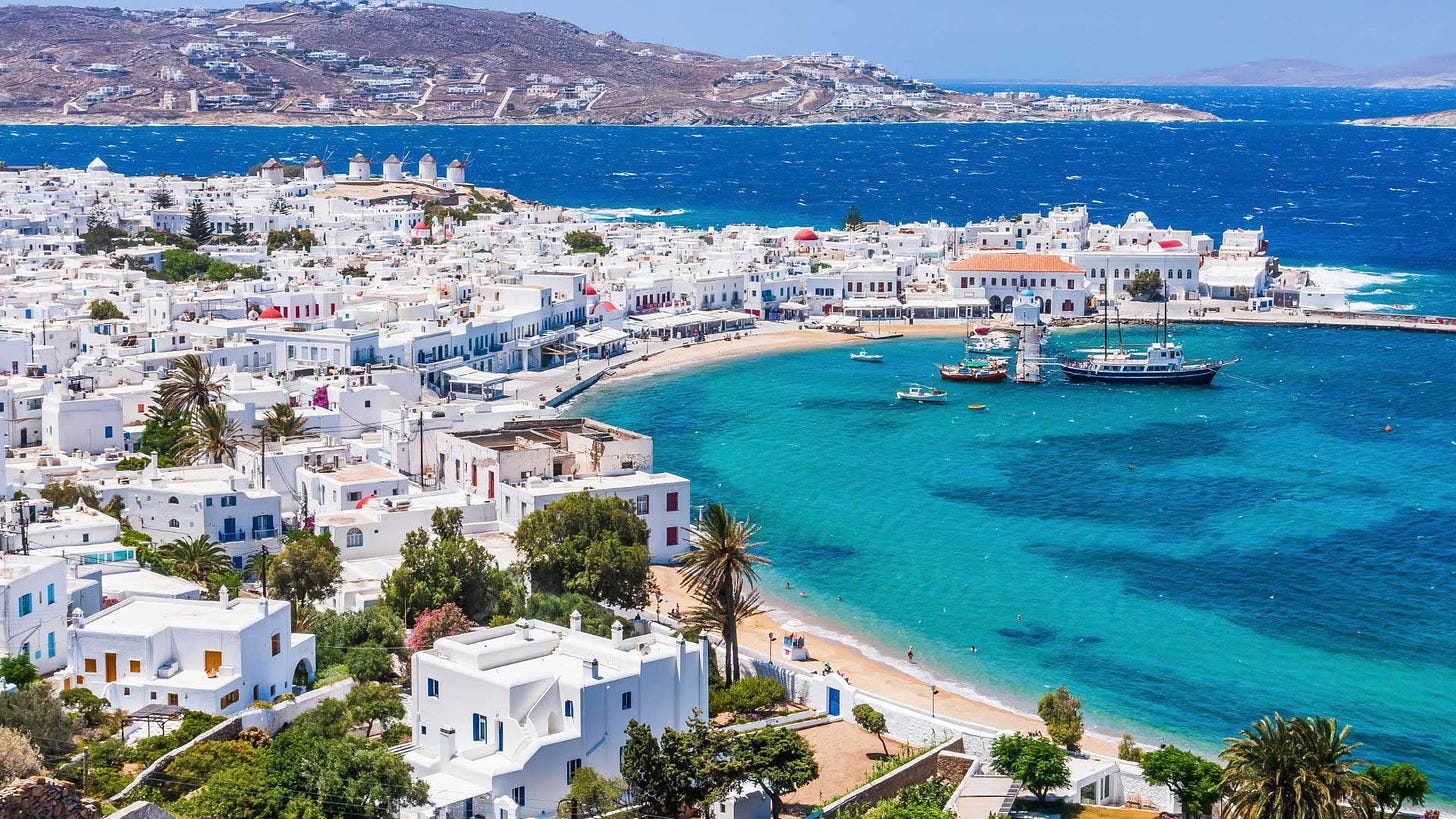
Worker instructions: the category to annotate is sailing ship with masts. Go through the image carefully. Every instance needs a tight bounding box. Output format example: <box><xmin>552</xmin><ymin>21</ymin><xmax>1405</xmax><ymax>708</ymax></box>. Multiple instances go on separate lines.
<box><xmin>1059</xmin><ymin>281</ymin><xmax>1237</xmax><ymax>385</ymax></box>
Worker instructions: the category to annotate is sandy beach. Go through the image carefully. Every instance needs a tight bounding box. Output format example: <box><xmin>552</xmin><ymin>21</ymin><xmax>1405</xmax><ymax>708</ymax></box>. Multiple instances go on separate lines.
<box><xmin>650</xmin><ymin>564</ymin><xmax>1120</xmax><ymax>757</ymax></box>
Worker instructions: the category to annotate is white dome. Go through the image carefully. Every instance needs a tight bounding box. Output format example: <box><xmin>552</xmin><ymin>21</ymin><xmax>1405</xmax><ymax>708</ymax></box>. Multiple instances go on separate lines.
<box><xmin>86</xmin><ymin>157</ymin><xmax>109</xmax><ymax>173</ymax></box>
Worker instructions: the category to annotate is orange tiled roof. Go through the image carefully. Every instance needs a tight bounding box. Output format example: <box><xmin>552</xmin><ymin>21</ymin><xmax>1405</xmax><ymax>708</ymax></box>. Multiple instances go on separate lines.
<box><xmin>946</xmin><ymin>254</ymin><xmax>1085</xmax><ymax>273</ymax></box>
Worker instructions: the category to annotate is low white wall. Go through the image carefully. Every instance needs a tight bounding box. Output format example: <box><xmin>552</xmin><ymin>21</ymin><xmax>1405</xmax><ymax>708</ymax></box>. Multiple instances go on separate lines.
<box><xmin>240</xmin><ymin>678</ymin><xmax>356</xmax><ymax>734</ymax></box>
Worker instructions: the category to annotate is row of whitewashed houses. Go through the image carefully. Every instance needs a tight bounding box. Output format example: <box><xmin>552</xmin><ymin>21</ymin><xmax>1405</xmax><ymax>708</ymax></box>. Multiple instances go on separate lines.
<box><xmin>0</xmin><ymin>155</ymin><xmax>1203</xmax><ymax>818</ymax></box>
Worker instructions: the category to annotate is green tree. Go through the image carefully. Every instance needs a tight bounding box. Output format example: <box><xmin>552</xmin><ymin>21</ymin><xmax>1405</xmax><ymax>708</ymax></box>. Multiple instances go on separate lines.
<box><xmin>514</xmin><ymin>493</ymin><xmax>653</xmax><ymax>609</ymax></box>
<box><xmin>151</xmin><ymin>188</ymin><xmax>177</xmax><ymax>209</ymax></box>
<box><xmin>566</xmin><ymin>766</ymin><xmax>624</xmax><ymax>816</ymax></box>
<box><xmin>346</xmin><ymin>645</ymin><xmax>396</xmax><ymax>684</ymax></box>
<box><xmin>39</xmin><ymin>480</ymin><xmax>100</xmax><ymax>510</ymax></box>
<box><xmin>523</xmin><ymin>592</ymin><xmax>617</xmax><ymax>638</ymax></box>
<box><xmin>735</xmin><ymin>726</ymin><xmax>819</xmax><ymax>819</ymax></box>
<box><xmin>853</xmin><ymin>703</ymin><xmax>889</xmax><ymax>755</ymax></box>
<box><xmin>272</xmin><ymin>530</ymin><xmax>342</xmax><ymax>607</ymax></box>
<box><xmin>1141</xmin><ymin>745</ymin><xmax>1223</xmax><ymax>819</ymax></box>
<box><xmin>564</xmin><ymin>230</ymin><xmax>609</xmax><ymax>255</ymax></box>
<box><xmin>0</xmin><ymin>654</ymin><xmax>38</xmax><ymax>688</ymax></box>
<box><xmin>989</xmin><ymin>733</ymin><xmax>1070</xmax><ymax>802</ymax></box>
<box><xmin>186</xmin><ymin>198</ymin><xmax>213</xmax><ymax>245</ymax></box>
<box><xmin>711</xmin><ymin>676</ymin><xmax>785</xmax><ymax>717</ymax></box>
<box><xmin>88</xmin><ymin>298</ymin><xmax>126</xmax><ymax>320</ymax></box>
<box><xmin>80</xmin><ymin>209</ymin><xmax>129</xmax><ymax>254</ymax></box>
<box><xmin>1118</xmin><ymin>733</ymin><xmax>1144</xmax><ymax>762</ymax></box>
<box><xmin>1124</xmin><ymin>269</ymin><xmax>1165</xmax><ymax>301</ymax></box>
<box><xmin>259</xmin><ymin>402</ymin><xmax>309</xmax><ymax>441</ymax></box>
<box><xmin>309</xmin><ymin>607</ymin><xmax>405</xmax><ymax>672</ymax></box>
<box><xmin>158</xmin><ymin>353</ymin><xmax>225</xmax><ymax>415</ymax></box>
<box><xmin>345</xmin><ymin>682</ymin><xmax>405</xmax><ymax>737</ymax></box>
<box><xmin>1036</xmin><ymin>685</ymin><xmax>1084</xmax><ymax>751</ymax></box>
<box><xmin>162</xmin><ymin>535</ymin><xmax>232</xmax><ymax>584</ymax></box>
<box><xmin>159</xmin><ymin>739</ymin><xmax>257</xmax><ymax>802</ymax></box>
<box><xmin>844</xmin><ymin>205</ymin><xmax>865</xmax><ymax>231</ymax></box>
<box><xmin>383</xmin><ymin>511</ymin><xmax>513</xmax><ymax>625</ymax></box>
<box><xmin>0</xmin><ymin>683</ymin><xmax>75</xmax><ymax>756</ymax></box>
<box><xmin>59</xmin><ymin>688</ymin><xmax>112</xmax><ymax>729</ymax></box>
<box><xmin>177</xmin><ymin>403</ymin><xmax>243</xmax><ymax>466</ymax></box>
<box><xmin>1220</xmin><ymin>714</ymin><xmax>1371</xmax><ymax>819</ymax></box>
<box><xmin>1359</xmin><ymin>763</ymin><xmax>1429</xmax><ymax>819</ymax></box>
<box><xmin>677</xmin><ymin>503</ymin><xmax>770</xmax><ymax>684</ymax></box>
<box><xmin>621</xmin><ymin>715</ymin><xmax>743</xmax><ymax>819</ymax></box>
<box><xmin>135</xmin><ymin>405</ymin><xmax>187</xmax><ymax>467</ymax></box>
<box><xmin>226</xmin><ymin>217</ymin><xmax>250</xmax><ymax>245</ymax></box>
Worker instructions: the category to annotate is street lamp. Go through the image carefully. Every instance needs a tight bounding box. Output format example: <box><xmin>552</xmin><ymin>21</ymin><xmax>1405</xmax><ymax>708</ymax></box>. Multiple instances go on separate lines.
<box><xmin>768</xmin><ymin>632</ymin><xmax>775</xmax><ymax>666</ymax></box>
<box><xmin>655</xmin><ymin>593</ymin><xmax>663</xmax><ymax>622</ymax></box>
<box><xmin>930</xmin><ymin>685</ymin><xmax>940</xmax><ymax>718</ymax></box>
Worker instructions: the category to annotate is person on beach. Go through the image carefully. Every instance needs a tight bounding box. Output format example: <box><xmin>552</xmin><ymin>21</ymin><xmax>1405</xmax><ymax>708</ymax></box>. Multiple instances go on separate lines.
<box><xmin>907</xmin><ymin>646</ymin><xmax>914</xmax><ymax>663</ymax></box>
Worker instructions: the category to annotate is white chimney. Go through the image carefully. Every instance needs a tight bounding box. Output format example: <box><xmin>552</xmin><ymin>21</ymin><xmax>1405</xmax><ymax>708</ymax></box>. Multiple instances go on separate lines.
<box><xmin>218</xmin><ymin>586</ymin><xmax>230</xmax><ymax>608</ymax></box>
<box><xmin>438</xmin><ymin>725</ymin><xmax>456</xmax><ymax>761</ymax></box>
<box><xmin>569</xmin><ymin>610</ymin><xmax>582</xmax><ymax>632</ymax></box>
<box><xmin>610</xmin><ymin>620</ymin><xmax>624</xmax><ymax>646</ymax></box>
<box><xmin>516</xmin><ymin>619</ymin><xmax>532</xmax><ymax>641</ymax></box>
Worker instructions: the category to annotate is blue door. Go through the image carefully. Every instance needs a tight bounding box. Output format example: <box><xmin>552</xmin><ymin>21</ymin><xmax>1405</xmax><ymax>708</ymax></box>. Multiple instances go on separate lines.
<box><xmin>827</xmin><ymin>687</ymin><xmax>840</xmax><ymax>716</ymax></box>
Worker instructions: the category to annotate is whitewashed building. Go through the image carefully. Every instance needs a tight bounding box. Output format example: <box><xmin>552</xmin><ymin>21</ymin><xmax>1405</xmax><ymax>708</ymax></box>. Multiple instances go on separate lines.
<box><xmin>404</xmin><ymin>618</ymin><xmax>710</xmax><ymax>819</ymax></box>
<box><xmin>61</xmin><ymin>591</ymin><xmax>314</xmax><ymax>715</ymax></box>
<box><xmin>0</xmin><ymin>554</ymin><xmax>70</xmax><ymax>676</ymax></box>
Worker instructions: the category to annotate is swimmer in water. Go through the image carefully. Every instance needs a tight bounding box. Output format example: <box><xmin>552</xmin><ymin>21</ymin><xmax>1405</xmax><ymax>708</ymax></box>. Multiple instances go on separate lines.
<box><xmin>907</xmin><ymin>646</ymin><xmax>915</xmax><ymax>663</ymax></box>
<box><xmin>970</xmin><ymin>645</ymin><xmax>978</xmax><ymax>653</ymax></box>
<box><xmin>1017</xmin><ymin>614</ymin><xmax>1023</xmax><ymax>621</ymax></box>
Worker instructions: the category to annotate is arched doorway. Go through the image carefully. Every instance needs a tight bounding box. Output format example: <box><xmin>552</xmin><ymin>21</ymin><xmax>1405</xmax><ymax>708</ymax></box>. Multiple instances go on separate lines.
<box><xmin>989</xmin><ymin>295</ymin><xmax>1003</xmax><ymax>312</ymax></box>
<box><xmin>292</xmin><ymin>657</ymin><xmax>315</xmax><ymax>689</ymax></box>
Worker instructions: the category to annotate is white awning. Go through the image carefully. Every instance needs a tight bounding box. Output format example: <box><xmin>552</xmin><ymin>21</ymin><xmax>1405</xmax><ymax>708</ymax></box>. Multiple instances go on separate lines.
<box><xmin>576</xmin><ymin>328</ymin><xmax>628</xmax><ymax>347</ymax></box>
<box><xmin>778</xmin><ymin>301</ymin><xmax>808</xmax><ymax>311</ymax></box>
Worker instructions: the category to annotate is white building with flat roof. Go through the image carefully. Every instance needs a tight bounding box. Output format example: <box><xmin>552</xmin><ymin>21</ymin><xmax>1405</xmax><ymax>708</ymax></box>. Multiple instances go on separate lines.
<box><xmin>0</xmin><ymin>554</ymin><xmax>69</xmax><ymax>676</ymax></box>
<box><xmin>61</xmin><ymin>591</ymin><xmax>314</xmax><ymax>715</ymax></box>
<box><xmin>405</xmin><ymin>617</ymin><xmax>709</xmax><ymax>819</ymax></box>
<box><xmin>497</xmin><ymin>473</ymin><xmax>690</xmax><ymax>564</ymax></box>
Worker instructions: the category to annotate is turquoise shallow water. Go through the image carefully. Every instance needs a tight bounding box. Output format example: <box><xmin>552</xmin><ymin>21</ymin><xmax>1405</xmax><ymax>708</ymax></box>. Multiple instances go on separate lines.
<box><xmin>576</xmin><ymin>324</ymin><xmax>1456</xmax><ymax>797</ymax></box>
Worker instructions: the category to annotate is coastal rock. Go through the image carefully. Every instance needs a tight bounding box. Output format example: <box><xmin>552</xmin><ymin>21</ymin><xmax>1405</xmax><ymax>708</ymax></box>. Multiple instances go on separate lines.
<box><xmin>1349</xmin><ymin>109</ymin><xmax>1456</xmax><ymax>128</ymax></box>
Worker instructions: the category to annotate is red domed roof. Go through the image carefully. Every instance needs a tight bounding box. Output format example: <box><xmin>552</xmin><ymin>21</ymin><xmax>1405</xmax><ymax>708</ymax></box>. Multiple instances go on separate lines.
<box><xmin>793</xmin><ymin>229</ymin><xmax>820</xmax><ymax>241</ymax></box>
<box><xmin>412</xmin><ymin>221</ymin><xmax>429</xmax><ymax>231</ymax></box>
<box><xmin>258</xmin><ymin>307</ymin><xmax>283</xmax><ymax>319</ymax></box>
<box><xmin>584</xmin><ymin>284</ymin><xmax>598</xmax><ymax>296</ymax></box>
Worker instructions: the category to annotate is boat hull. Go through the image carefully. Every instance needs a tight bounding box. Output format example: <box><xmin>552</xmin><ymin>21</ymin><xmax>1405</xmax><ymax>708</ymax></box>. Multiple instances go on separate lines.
<box><xmin>938</xmin><ymin>365</ymin><xmax>1007</xmax><ymax>383</ymax></box>
<box><xmin>1061</xmin><ymin>363</ymin><xmax>1226</xmax><ymax>385</ymax></box>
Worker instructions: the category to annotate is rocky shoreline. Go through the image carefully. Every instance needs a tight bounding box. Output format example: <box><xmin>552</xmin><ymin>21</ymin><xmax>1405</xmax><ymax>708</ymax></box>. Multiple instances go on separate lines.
<box><xmin>1348</xmin><ymin>109</ymin><xmax>1456</xmax><ymax>128</ymax></box>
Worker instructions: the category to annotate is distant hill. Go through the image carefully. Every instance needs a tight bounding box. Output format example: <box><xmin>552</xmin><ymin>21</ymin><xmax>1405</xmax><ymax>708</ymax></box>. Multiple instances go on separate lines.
<box><xmin>0</xmin><ymin>2</ymin><xmax>1214</xmax><ymax>125</ymax></box>
<box><xmin>1123</xmin><ymin>54</ymin><xmax>1456</xmax><ymax>88</ymax></box>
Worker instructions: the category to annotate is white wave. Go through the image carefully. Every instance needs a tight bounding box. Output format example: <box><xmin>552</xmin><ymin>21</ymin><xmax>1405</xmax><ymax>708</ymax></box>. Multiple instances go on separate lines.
<box><xmin>573</xmin><ymin>206</ymin><xmax>687</xmax><ymax>221</ymax></box>
<box><xmin>1348</xmin><ymin>300</ymin><xmax>1415</xmax><ymax>313</ymax></box>
<box><xmin>1294</xmin><ymin>265</ymin><xmax>1413</xmax><ymax>294</ymax></box>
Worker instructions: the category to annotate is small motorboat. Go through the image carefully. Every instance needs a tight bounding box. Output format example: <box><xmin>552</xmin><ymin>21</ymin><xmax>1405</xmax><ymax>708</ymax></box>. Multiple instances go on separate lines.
<box><xmin>849</xmin><ymin>350</ymin><xmax>883</xmax><ymax>363</ymax></box>
<box><xmin>938</xmin><ymin>359</ymin><xmax>1008</xmax><ymax>383</ymax></box>
<box><xmin>896</xmin><ymin>383</ymin><xmax>948</xmax><ymax>403</ymax></box>
<box><xmin>967</xmin><ymin>403</ymin><xmax>987</xmax><ymax>410</ymax></box>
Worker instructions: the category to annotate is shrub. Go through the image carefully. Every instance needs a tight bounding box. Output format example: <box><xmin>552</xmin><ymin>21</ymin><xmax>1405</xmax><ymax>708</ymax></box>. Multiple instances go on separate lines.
<box><xmin>710</xmin><ymin>676</ymin><xmax>785</xmax><ymax>716</ymax></box>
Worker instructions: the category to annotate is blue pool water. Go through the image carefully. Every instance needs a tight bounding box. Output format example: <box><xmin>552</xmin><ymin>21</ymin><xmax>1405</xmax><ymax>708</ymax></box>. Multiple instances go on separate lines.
<box><xmin>575</xmin><ymin>325</ymin><xmax>1456</xmax><ymax>796</ymax></box>
<box><xmin>3</xmin><ymin>85</ymin><xmax>1455</xmax><ymax>790</ymax></box>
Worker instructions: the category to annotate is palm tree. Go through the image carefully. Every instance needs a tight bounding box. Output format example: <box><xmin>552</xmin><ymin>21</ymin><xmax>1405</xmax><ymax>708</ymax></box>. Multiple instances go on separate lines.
<box><xmin>162</xmin><ymin>535</ymin><xmax>232</xmax><ymax>584</ymax></box>
<box><xmin>177</xmin><ymin>404</ymin><xmax>243</xmax><ymax>466</ymax></box>
<box><xmin>675</xmin><ymin>504</ymin><xmax>770</xmax><ymax>683</ymax></box>
<box><xmin>258</xmin><ymin>402</ymin><xmax>309</xmax><ymax>441</ymax></box>
<box><xmin>1221</xmin><ymin>714</ymin><xmax>1372</xmax><ymax>819</ymax></box>
<box><xmin>244</xmin><ymin>548</ymin><xmax>273</xmax><ymax>595</ymax></box>
<box><xmin>157</xmin><ymin>354</ymin><xmax>224</xmax><ymax>416</ymax></box>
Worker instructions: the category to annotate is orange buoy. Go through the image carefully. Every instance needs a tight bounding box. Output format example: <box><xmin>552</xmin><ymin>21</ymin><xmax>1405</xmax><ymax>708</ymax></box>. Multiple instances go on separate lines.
<box><xmin>1384</xmin><ymin>425</ymin><xmax>1393</xmax><ymax>433</ymax></box>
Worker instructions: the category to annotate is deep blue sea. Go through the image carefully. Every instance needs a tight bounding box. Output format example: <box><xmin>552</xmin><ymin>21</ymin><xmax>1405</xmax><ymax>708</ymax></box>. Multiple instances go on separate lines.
<box><xmin>4</xmin><ymin>86</ymin><xmax>1456</xmax><ymax>794</ymax></box>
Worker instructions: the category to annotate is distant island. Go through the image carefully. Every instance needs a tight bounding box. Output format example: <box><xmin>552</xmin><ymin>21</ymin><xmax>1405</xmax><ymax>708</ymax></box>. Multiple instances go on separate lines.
<box><xmin>1119</xmin><ymin>53</ymin><xmax>1456</xmax><ymax>88</ymax></box>
<box><xmin>1348</xmin><ymin>109</ymin><xmax>1456</xmax><ymax>128</ymax></box>
<box><xmin>0</xmin><ymin>1</ymin><xmax>1215</xmax><ymax>125</ymax></box>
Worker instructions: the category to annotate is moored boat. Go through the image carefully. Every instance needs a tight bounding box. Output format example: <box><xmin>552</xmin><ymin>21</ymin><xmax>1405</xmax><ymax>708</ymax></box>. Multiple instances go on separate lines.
<box><xmin>1060</xmin><ymin>284</ymin><xmax>1237</xmax><ymax>386</ymax></box>
<box><xmin>849</xmin><ymin>350</ymin><xmax>883</xmax><ymax>362</ymax></box>
<box><xmin>896</xmin><ymin>383</ymin><xmax>948</xmax><ymax>403</ymax></box>
<box><xmin>937</xmin><ymin>359</ymin><xmax>1008</xmax><ymax>383</ymax></box>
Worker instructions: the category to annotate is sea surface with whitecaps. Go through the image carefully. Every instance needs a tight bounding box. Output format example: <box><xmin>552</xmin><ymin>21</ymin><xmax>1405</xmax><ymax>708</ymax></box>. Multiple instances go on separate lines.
<box><xmin>5</xmin><ymin>84</ymin><xmax>1456</xmax><ymax>799</ymax></box>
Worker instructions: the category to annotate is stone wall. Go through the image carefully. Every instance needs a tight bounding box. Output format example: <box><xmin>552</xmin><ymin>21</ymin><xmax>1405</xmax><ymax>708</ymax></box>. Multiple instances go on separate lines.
<box><xmin>819</xmin><ymin>738</ymin><xmax>964</xmax><ymax>819</ymax></box>
<box><xmin>0</xmin><ymin>776</ymin><xmax>102</xmax><ymax>819</ymax></box>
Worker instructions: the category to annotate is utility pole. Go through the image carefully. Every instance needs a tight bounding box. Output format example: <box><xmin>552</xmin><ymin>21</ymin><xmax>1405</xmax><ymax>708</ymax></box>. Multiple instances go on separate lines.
<box><xmin>416</xmin><ymin>409</ymin><xmax>426</xmax><ymax>489</ymax></box>
<box><xmin>257</xmin><ymin>542</ymin><xmax>269</xmax><ymax>598</ymax></box>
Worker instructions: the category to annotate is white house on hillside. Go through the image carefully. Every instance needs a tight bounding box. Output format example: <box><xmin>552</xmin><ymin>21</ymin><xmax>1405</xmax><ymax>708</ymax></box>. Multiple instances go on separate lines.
<box><xmin>405</xmin><ymin>617</ymin><xmax>710</xmax><ymax>819</ymax></box>
<box><xmin>61</xmin><ymin>591</ymin><xmax>314</xmax><ymax>715</ymax></box>
<box><xmin>0</xmin><ymin>554</ymin><xmax>70</xmax><ymax>677</ymax></box>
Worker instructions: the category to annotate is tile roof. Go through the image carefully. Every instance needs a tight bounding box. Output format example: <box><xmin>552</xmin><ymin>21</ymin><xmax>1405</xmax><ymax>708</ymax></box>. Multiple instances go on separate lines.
<box><xmin>946</xmin><ymin>254</ymin><xmax>1085</xmax><ymax>273</ymax></box>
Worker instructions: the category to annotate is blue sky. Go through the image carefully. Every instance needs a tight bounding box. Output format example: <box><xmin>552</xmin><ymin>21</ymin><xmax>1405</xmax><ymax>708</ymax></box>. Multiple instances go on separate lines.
<box><xmin>31</xmin><ymin>0</ymin><xmax>1456</xmax><ymax>79</ymax></box>
<box><xmin>476</xmin><ymin>0</ymin><xmax>1455</xmax><ymax>79</ymax></box>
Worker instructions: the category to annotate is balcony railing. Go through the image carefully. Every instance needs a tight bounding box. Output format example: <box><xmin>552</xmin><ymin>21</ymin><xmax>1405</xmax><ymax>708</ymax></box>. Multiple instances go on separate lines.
<box><xmin>216</xmin><ymin>530</ymin><xmax>247</xmax><ymax>544</ymax></box>
<box><xmin>252</xmin><ymin>528</ymin><xmax>278</xmax><ymax>540</ymax></box>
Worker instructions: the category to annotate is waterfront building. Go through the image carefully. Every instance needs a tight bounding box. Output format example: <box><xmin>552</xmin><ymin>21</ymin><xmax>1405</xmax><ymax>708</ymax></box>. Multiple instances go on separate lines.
<box><xmin>945</xmin><ymin>254</ymin><xmax>1088</xmax><ymax>316</ymax></box>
